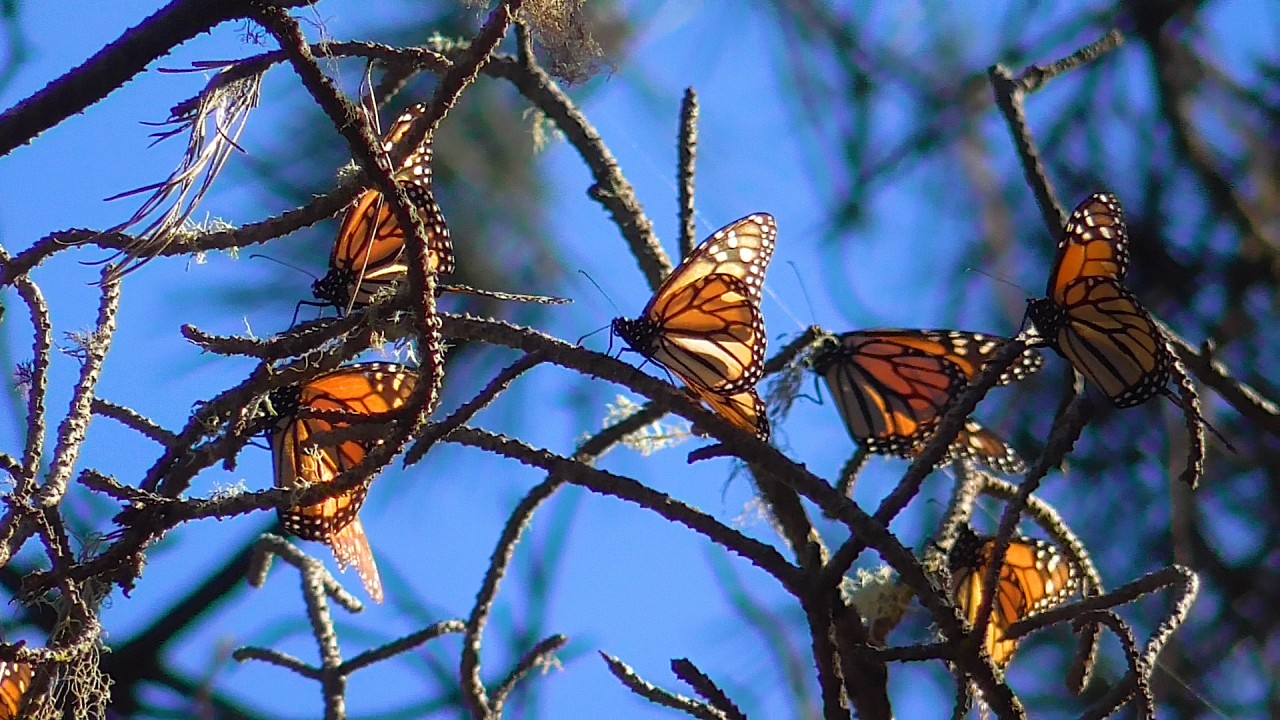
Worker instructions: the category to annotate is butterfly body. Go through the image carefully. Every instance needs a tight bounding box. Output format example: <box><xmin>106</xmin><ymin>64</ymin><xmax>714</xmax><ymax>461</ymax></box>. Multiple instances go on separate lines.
<box><xmin>270</xmin><ymin>363</ymin><xmax>418</xmax><ymax>603</ymax></box>
<box><xmin>313</xmin><ymin>103</ymin><xmax>454</xmax><ymax>314</ymax></box>
<box><xmin>1027</xmin><ymin>193</ymin><xmax>1171</xmax><ymax>407</ymax></box>
<box><xmin>949</xmin><ymin>526</ymin><xmax>1080</xmax><ymax>668</ymax></box>
<box><xmin>613</xmin><ymin>214</ymin><xmax>777</xmax><ymax>440</ymax></box>
<box><xmin>810</xmin><ymin>329</ymin><xmax>1042</xmax><ymax>471</ymax></box>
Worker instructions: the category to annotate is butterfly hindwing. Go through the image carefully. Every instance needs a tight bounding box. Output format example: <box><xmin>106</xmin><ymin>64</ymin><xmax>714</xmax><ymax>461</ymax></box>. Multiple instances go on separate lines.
<box><xmin>953</xmin><ymin>419</ymin><xmax>1027</xmax><ymax>475</ymax></box>
<box><xmin>950</xmin><ymin>527</ymin><xmax>1080</xmax><ymax>669</ymax></box>
<box><xmin>688</xmin><ymin>384</ymin><xmax>771</xmax><ymax>441</ymax></box>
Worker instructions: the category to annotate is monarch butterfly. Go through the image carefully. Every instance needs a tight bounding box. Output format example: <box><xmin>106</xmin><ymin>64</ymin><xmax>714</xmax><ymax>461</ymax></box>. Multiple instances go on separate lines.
<box><xmin>613</xmin><ymin>214</ymin><xmax>776</xmax><ymax>435</ymax></box>
<box><xmin>949</xmin><ymin>525</ymin><xmax>1080</xmax><ymax>669</ymax></box>
<box><xmin>311</xmin><ymin>103</ymin><xmax>455</xmax><ymax>314</ymax></box>
<box><xmin>1026</xmin><ymin>193</ymin><xmax>1170</xmax><ymax>407</ymax></box>
<box><xmin>270</xmin><ymin>363</ymin><xmax>418</xmax><ymax>603</ymax></box>
<box><xmin>809</xmin><ymin>330</ymin><xmax>1042</xmax><ymax>472</ymax></box>
<box><xmin>0</xmin><ymin>661</ymin><xmax>34</xmax><ymax>720</ymax></box>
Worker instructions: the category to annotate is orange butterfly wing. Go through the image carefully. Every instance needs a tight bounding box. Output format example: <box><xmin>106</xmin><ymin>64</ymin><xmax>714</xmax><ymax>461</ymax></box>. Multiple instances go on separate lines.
<box><xmin>687</xmin><ymin>384</ymin><xmax>770</xmax><ymax>441</ymax></box>
<box><xmin>0</xmin><ymin>662</ymin><xmax>32</xmax><ymax>720</ymax></box>
<box><xmin>313</xmin><ymin>103</ymin><xmax>454</xmax><ymax>313</ymax></box>
<box><xmin>272</xmin><ymin>364</ymin><xmax>417</xmax><ymax>603</ymax></box>
<box><xmin>648</xmin><ymin>213</ymin><xmax>776</xmax><ymax>306</ymax></box>
<box><xmin>951</xmin><ymin>528</ymin><xmax>1080</xmax><ymax>669</ymax></box>
<box><xmin>1044</xmin><ymin>192</ymin><xmax>1129</xmax><ymax>300</ymax></box>
<box><xmin>643</xmin><ymin>274</ymin><xmax>766</xmax><ymax>393</ymax></box>
<box><xmin>811</xmin><ymin>330</ymin><xmax>1041</xmax><ymax>464</ymax></box>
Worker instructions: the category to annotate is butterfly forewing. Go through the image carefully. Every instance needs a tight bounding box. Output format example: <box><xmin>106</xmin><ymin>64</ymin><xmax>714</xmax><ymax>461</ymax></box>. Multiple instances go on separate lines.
<box><xmin>382</xmin><ymin>103</ymin><xmax>432</xmax><ymax>178</ymax></box>
<box><xmin>1046</xmin><ymin>192</ymin><xmax>1129</xmax><ymax>301</ymax></box>
<box><xmin>0</xmin><ymin>662</ymin><xmax>32</xmax><ymax>720</ymax></box>
<box><xmin>650</xmin><ymin>213</ymin><xmax>776</xmax><ymax>307</ymax></box>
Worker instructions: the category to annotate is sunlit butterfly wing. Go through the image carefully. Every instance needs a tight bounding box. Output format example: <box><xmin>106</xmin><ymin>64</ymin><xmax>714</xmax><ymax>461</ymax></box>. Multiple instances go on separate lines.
<box><xmin>1027</xmin><ymin>193</ymin><xmax>1170</xmax><ymax>407</ymax></box>
<box><xmin>650</xmin><ymin>213</ymin><xmax>776</xmax><ymax>306</ymax></box>
<box><xmin>271</xmin><ymin>363</ymin><xmax>417</xmax><ymax>603</ymax></box>
<box><xmin>810</xmin><ymin>330</ymin><xmax>1042</xmax><ymax>457</ymax></box>
<box><xmin>613</xmin><ymin>214</ymin><xmax>776</xmax><ymax>396</ymax></box>
<box><xmin>950</xmin><ymin>526</ymin><xmax>1080</xmax><ymax>669</ymax></box>
<box><xmin>1044</xmin><ymin>192</ymin><xmax>1129</xmax><ymax>292</ymax></box>
<box><xmin>618</xmin><ymin>273</ymin><xmax>767</xmax><ymax>395</ymax></box>
<box><xmin>687</xmin><ymin>384</ymin><xmax>770</xmax><ymax>441</ymax></box>
<box><xmin>612</xmin><ymin>214</ymin><xmax>776</xmax><ymax>435</ymax></box>
<box><xmin>312</xmin><ymin>103</ymin><xmax>455</xmax><ymax>313</ymax></box>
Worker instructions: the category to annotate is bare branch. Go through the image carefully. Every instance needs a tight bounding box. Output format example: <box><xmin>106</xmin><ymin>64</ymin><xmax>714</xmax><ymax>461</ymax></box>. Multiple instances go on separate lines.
<box><xmin>677</xmin><ymin>88</ymin><xmax>699</xmax><ymax>257</ymax></box>
<box><xmin>600</xmin><ymin>652</ymin><xmax>731</xmax><ymax>720</ymax></box>
<box><xmin>0</xmin><ymin>0</ymin><xmax>316</xmax><ymax>157</ymax></box>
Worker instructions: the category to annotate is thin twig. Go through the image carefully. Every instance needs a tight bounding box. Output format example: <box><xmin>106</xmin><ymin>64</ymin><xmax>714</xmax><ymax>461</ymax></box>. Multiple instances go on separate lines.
<box><xmin>91</xmin><ymin>398</ymin><xmax>178</xmax><ymax>447</ymax></box>
<box><xmin>671</xmin><ymin>658</ymin><xmax>748</xmax><ymax>720</ymax></box>
<box><xmin>0</xmin><ymin>0</ymin><xmax>315</xmax><ymax>157</ymax></box>
<box><xmin>599</xmin><ymin>652</ymin><xmax>730</xmax><ymax>720</ymax></box>
<box><xmin>677</xmin><ymin>88</ymin><xmax>699</xmax><ymax>257</ymax></box>
<box><xmin>490</xmin><ymin>634</ymin><xmax>569</xmax><ymax>714</ymax></box>
<box><xmin>41</xmin><ymin>268</ymin><xmax>121</xmax><ymax>507</ymax></box>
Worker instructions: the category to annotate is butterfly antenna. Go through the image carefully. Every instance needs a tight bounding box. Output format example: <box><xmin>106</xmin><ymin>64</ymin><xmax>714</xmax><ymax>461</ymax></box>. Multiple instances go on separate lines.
<box><xmin>963</xmin><ymin>266</ymin><xmax>1030</xmax><ymax>294</ymax></box>
<box><xmin>764</xmin><ymin>284</ymin><xmax>809</xmax><ymax>333</ymax></box>
<box><xmin>1160</xmin><ymin>388</ymin><xmax>1236</xmax><ymax>453</ymax></box>
<box><xmin>250</xmin><ymin>254</ymin><xmax>321</xmax><ymax>282</ymax></box>
<box><xmin>578</xmin><ymin>270</ymin><xmax>623</xmax><ymax>315</ymax></box>
<box><xmin>787</xmin><ymin>260</ymin><xmax>821</xmax><ymax>327</ymax></box>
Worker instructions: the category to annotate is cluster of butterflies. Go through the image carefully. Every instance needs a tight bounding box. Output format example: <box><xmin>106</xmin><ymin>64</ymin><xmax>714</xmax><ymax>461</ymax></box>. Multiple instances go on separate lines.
<box><xmin>131</xmin><ymin>102</ymin><xmax>1195</xmax><ymax>673</ymax></box>
<box><xmin>262</xmin><ymin>103</ymin><xmax>452</xmax><ymax>605</ymax></box>
<box><xmin>612</xmin><ymin>193</ymin><xmax>1198</xmax><ymax>670</ymax></box>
